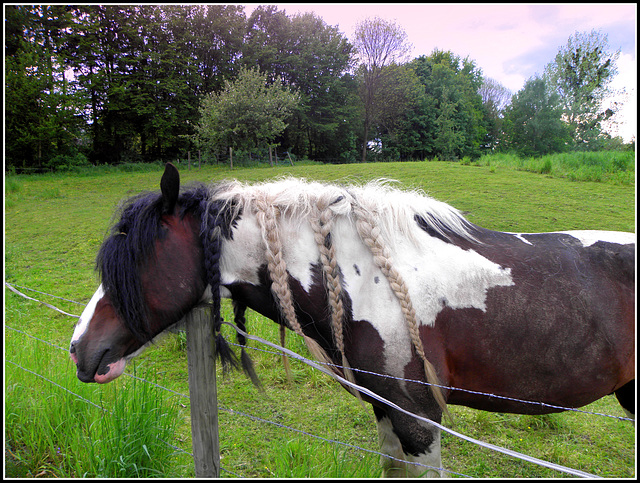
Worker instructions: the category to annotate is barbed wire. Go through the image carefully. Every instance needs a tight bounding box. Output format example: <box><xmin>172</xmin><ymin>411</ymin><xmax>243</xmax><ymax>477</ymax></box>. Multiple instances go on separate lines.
<box><xmin>6</xmin><ymin>282</ymin><xmax>80</xmax><ymax>318</ymax></box>
<box><xmin>7</xmin><ymin>283</ymin><xmax>87</xmax><ymax>305</ymax></box>
<box><xmin>224</xmin><ymin>321</ymin><xmax>600</xmax><ymax>478</ymax></box>
<box><xmin>226</xmin><ymin>341</ymin><xmax>634</xmax><ymax>422</ymax></box>
<box><xmin>5</xmin><ymin>281</ymin><xmax>634</xmax><ymax>477</ymax></box>
<box><xmin>10</xmin><ymin>317</ymin><xmax>600</xmax><ymax>479</ymax></box>
<box><xmin>5</xmin><ymin>281</ymin><xmax>632</xmax><ymax>422</ymax></box>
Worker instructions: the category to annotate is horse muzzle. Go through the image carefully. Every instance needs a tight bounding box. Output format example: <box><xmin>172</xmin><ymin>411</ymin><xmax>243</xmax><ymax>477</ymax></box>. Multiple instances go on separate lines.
<box><xmin>69</xmin><ymin>339</ymin><xmax>128</xmax><ymax>383</ymax></box>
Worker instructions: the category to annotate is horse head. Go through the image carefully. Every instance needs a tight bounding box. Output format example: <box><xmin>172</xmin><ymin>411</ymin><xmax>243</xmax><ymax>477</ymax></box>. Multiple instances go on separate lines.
<box><xmin>69</xmin><ymin>164</ymin><xmax>208</xmax><ymax>383</ymax></box>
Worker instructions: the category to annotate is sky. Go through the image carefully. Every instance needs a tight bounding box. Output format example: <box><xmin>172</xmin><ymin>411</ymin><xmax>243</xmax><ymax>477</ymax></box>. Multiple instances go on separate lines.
<box><xmin>242</xmin><ymin>3</ymin><xmax>636</xmax><ymax>142</ymax></box>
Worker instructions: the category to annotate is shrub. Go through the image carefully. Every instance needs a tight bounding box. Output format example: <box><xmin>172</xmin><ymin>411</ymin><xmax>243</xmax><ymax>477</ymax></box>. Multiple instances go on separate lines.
<box><xmin>45</xmin><ymin>152</ymin><xmax>90</xmax><ymax>172</ymax></box>
<box><xmin>539</xmin><ymin>158</ymin><xmax>552</xmax><ymax>174</ymax></box>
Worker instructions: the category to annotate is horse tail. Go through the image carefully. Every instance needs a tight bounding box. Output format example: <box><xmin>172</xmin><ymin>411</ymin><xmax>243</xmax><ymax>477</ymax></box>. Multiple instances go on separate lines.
<box><xmin>352</xmin><ymin>202</ymin><xmax>451</xmax><ymax>421</ymax></box>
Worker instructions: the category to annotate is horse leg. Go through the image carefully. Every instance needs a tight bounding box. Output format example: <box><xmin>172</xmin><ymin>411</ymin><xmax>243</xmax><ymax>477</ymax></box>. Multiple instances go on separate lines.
<box><xmin>372</xmin><ymin>406</ymin><xmax>442</xmax><ymax>477</ymax></box>
<box><xmin>614</xmin><ymin>379</ymin><xmax>635</xmax><ymax>420</ymax></box>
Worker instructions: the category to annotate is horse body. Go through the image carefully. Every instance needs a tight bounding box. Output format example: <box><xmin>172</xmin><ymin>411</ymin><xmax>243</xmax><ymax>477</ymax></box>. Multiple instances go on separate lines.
<box><xmin>216</xmin><ymin>198</ymin><xmax>635</xmax><ymax>475</ymax></box>
<box><xmin>424</xmin><ymin>228</ymin><xmax>635</xmax><ymax>413</ymax></box>
<box><xmin>70</xmin><ymin>164</ymin><xmax>634</xmax><ymax>477</ymax></box>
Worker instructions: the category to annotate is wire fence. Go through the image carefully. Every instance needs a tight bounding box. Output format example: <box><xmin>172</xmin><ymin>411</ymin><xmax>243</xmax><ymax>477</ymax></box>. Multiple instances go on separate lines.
<box><xmin>5</xmin><ymin>281</ymin><xmax>635</xmax><ymax>478</ymax></box>
<box><xmin>6</xmin><ymin>322</ymin><xmax>449</xmax><ymax>477</ymax></box>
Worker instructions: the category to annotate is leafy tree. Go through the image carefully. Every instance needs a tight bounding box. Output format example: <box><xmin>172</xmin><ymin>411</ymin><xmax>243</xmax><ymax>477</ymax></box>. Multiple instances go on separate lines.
<box><xmin>190</xmin><ymin>4</ymin><xmax>245</xmax><ymax>96</ymax></box>
<box><xmin>195</xmin><ymin>67</ymin><xmax>300</xmax><ymax>158</ymax></box>
<box><xmin>285</xmin><ymin>12</ymin><xmax>357</xmax><ymax>161</ymax></box>
<box><xmin>62</xmin><ymin>5</ymin><xmax>146</xmax><ymax>163</ymax></box>
<box><xmin>353</xmin><ymin>16</ymin><xmax>412</xmax><ymax>162</ymax></box>
<box><xmin>243</xmin><ymin>5</ymin><xmax>292</xmax><ymax>81</ymax></box>
<box><xmin>60</xmin><ymin>5</ymin><xmax>247</xmax><ymax>164</ymax></box>
<box><xmin>373</xmin><ymin>64</ymin><xmax>424</xmax><ymax>161</ymax></box>
<box><xmin>5</xmin><ymin>5</ymin><xmax>86</xmax><ymax>170</ymax></box>
<box><xmin>479</xmin><ymin>77</ymin><xmax>511</xmax><ymax>151</ymax></box>
<box><xmin>502</xmin><ymin>77</ymin><xmax>570</xmax><ymax>156</ymax></box>
<box><xmin>395</xmin><ymin>52</ymin><xmax>487</xmax><ymax>161</ymax></box>
<box><xmin>242</xmin><ymin>6</ymin><xmax>356</xmax><ymax>161</ymax></box>
<box><xmin>544</xmin><ymin>30</ymin><xmax>621</xmax><ymax>149</ymax></box>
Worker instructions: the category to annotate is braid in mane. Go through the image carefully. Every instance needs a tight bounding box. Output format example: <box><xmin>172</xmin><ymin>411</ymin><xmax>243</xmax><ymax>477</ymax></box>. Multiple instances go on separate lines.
<box><xmin>310</xmin><ymin>199</ymin><xmax>360</xmax><ymax>397</ymax></box>
<box><xmin>351</xmin><ymin>201</ymin><xmax>450</xmax><ymax>420</ymax></box>
<box><xmin>178</xmin><ymin>184</ymin><xmax>261</xmax><ymax>386</ymax></box>
<box><xmin>233</xmin><ymin>300</ymin><xmax>262</xmax><ymax>389</ymax></box>
<box><xmin>198</xmin><ymin>194</ymin><xmax>239</xmax><ymax>374</ymax></box>
<box><xmin>253</xmin><ymin>195</ymin><xmax>335</xmax><ymax>370</ymax></box>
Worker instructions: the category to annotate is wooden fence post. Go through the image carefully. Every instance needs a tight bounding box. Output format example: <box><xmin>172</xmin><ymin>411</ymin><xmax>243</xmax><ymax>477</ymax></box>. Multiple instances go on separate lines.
<box><xmin>185</xmin><ymin>307</ymin><xmax>220</xmax><ymax>477</ymax></box>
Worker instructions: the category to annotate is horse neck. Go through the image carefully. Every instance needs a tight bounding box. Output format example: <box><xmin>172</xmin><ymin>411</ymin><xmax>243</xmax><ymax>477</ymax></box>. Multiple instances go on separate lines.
<box><xmin>219</xmin><ymin>208</ymin><xmax>319</xmax><ymax>297</ymax></box>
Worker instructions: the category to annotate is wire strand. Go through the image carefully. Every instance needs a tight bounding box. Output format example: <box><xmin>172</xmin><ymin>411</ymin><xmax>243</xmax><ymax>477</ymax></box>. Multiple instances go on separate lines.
<box><xmin>5</xmin><ymin>281</ymin><xmax>633</xmax><ymax>478</ymax></box>
<box><xmin>6</xmin><ymin>280</ymin><xmax>633</xmax><ymax>420</ymax></box>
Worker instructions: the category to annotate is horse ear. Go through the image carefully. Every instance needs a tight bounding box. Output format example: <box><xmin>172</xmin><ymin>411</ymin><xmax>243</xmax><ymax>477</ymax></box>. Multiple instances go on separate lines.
<box><xmin>160</xmin><ymin>163</ymin><xmax>180</xmax><ymax>214</ymax></box>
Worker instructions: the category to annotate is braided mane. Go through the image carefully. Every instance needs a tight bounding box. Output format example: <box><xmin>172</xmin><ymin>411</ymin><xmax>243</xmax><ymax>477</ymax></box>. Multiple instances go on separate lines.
<box><xmin>208</xmin><ymin>177</ymin><xmax>476</xmax><ymax>412</ymax></box>
<box><xmin>209</xmin><ymin>177</ymin><xmax>476</xmax><ymax>246</ymax></box>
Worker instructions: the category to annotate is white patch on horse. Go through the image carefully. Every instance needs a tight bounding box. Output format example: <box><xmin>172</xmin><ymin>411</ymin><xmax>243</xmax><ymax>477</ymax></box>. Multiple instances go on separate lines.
<box><xmin>219</xmin><ymin>212</ymin><xmax>319</xmax><ymax>292</ymax></box>
<box><xmin>508</xmin><ymin>230</ymin><xmax>634</xmax><ymax>247</ymax></box>
<box><xmin>556</xmin><ymin>230</ymin><xmax>635</xmax><ymax>247</ymax></box>
<box><xmin>277</xmin><ymin>214</ymin><xmax>319</xmax><ymax>292</ymax></box>
<box><xmin>509</xmin><ymin>233</ymin><xmax>534</xmax><ymax>245</ymax></box>
<box><xmin>71</xmin><ymin>284</ymin><xmax>105</xmax><ymax>343</ymax></box>
<box><xmin>219</xmin><ymin>214</ymin><xmax>265</xmax><ymax>286</ymax></box>
<box><xmin>215</xmin><ymin>178</ymin><xmax>513</xmax><ymax>379</ymax></box>
<box><xmin>331</xmin><ymin>215</ymin><xmax>513</xmax><ymax>377</ymax></box>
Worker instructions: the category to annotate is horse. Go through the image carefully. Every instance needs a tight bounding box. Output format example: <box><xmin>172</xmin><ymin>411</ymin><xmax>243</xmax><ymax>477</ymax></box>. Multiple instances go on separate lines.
<box><xmin>70</xmin><ymin>163</ymin><xmax>635</xmax><ymax>477</ymax></box>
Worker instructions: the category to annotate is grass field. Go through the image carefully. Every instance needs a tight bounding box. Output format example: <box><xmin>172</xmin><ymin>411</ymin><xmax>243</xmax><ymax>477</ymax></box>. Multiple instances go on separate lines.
<box><xmin>4</xmin><ymin>158</ymin><xmax>636</xmax><ymax>477</ymax></box>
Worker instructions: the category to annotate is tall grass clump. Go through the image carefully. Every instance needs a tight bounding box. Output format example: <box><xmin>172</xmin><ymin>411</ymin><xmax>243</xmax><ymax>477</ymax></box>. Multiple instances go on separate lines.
<box><xmin>5</xmin><ymin>330</ymin><xmax>188</xmax><ymax>478</ymax></box>
<box><xmin>477</xmin><ymin>151</ymin><xmax>634</xmax><ymax>184</ymax></box>
<box><xmin>5</xmin><ymin>176</ymin><xmax>22</xmax><ymax>194</ymax></box>
<box><xmin>5</xmin><ymin>176</ymin><xmax>22</xmax><ymax>208</ymax></box>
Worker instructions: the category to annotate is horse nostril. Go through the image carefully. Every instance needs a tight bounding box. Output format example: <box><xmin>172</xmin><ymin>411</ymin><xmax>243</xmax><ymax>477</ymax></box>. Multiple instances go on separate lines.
<box><xmin>69</xmin><ymin>340</ymin><xmax>79</xmax><ymax>365</ymax></box>
<box><xmin>69</xmin><ymin>341</ymin><xmax>78</xmax><ymax>366</ymax></box>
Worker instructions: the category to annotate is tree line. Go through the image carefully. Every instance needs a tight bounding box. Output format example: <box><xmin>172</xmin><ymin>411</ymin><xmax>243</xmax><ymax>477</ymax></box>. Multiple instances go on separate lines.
<box><xmin>5</xmin><ymin>5</ymin><xmax>630</xmax><ymax>171</ymax></box>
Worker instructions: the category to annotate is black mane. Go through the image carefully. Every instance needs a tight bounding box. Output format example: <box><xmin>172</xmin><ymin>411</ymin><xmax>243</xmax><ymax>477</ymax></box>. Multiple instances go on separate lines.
<box><xmin>96</xmin><ymin>186</ymin><xmax>212</xmax><ymax>342</ymax></box>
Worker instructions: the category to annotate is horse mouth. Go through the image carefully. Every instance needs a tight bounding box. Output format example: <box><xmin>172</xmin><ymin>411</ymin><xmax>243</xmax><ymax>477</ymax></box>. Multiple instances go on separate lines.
<box><xmin>76</xmin><ymin>349</ymin><xmax>127</xmax><ymax>384</ymax></box>
<box><xmin>94</xmin><ymin>358</ymin><xmax>126</xmax><ymax>383</ymax></box>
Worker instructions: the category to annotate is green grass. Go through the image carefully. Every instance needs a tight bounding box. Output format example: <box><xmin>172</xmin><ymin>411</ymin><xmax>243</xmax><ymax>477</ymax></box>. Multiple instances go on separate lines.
<box><xmin>4</xmin><ymin>156</ymin><xmax>635</xmax><ymax>477</ymax></box>
<box><xmin>5</xmin><ymin>328</ymin><xmax>190</xmax><ymax>477</ymax></box>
